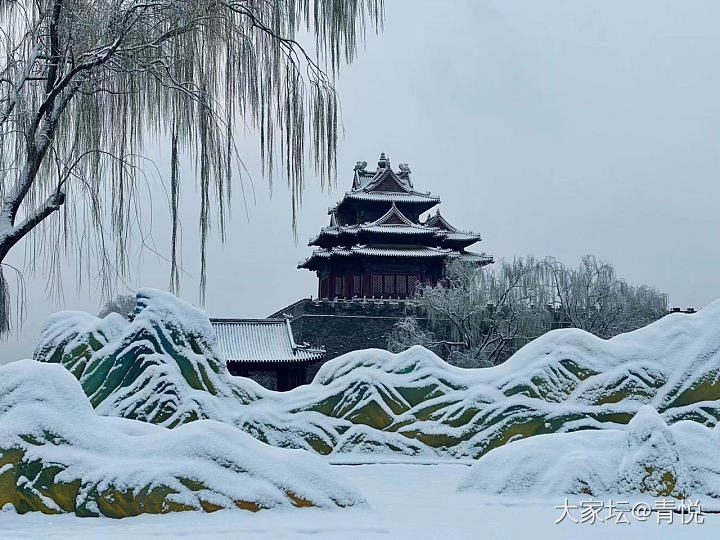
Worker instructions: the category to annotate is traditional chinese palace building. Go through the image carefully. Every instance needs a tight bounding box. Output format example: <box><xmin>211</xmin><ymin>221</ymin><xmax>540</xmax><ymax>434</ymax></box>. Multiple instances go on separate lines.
<box><xmin>298</xmin><ymin>153</ymin><xmax>492</xmax><ymax>298</ymax></box>
<box><xmin>215</xmin><ymin>153</ymin><xmax>493</xmax><ymax>390</ymax></box>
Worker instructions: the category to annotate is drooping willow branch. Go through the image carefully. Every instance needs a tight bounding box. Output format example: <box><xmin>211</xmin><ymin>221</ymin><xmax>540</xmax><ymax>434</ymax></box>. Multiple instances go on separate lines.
<box><xmin>0</xmin><ymin>0</ymin><xmax>384</xmax><ymax>334</ymax></box>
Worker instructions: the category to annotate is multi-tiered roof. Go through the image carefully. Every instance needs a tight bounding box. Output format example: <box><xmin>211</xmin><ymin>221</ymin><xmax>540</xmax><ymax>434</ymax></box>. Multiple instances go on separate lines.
<box><xmin>299</xmin><ymin>154</ymin><xmax>492</xmax><ymax>299</ymax></box>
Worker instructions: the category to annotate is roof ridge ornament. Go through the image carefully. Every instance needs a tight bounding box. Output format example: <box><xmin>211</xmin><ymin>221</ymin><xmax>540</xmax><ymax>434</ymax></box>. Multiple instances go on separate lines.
<box><xmin>352</xmin><ymin>160</ymin><xmax>368</xmax><ymax>189</ymax></box>
<box><xmin>378</xmin><ymin>152</ymin><xmax>389</xmax><ymax>169</ymax></box>
<box><xmin>397</xmin><ymin>162</ymin><xmax>413</xmax><ymax>188</ymax></box>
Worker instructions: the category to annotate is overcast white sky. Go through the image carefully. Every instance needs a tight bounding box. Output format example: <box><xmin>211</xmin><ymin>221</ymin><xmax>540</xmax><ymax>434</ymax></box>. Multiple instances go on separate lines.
<box><xmin>3</xmin><ymin>0</ymin><xmax>720</xmax><ymax>361</ymax></box>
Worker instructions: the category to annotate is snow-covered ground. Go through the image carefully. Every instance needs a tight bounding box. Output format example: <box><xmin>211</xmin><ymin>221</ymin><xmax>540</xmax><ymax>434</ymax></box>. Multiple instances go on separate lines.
<box><xmin>1</xmin><ymin>463</ymin><xmax>715</xmax><ymax>539</ymax></box>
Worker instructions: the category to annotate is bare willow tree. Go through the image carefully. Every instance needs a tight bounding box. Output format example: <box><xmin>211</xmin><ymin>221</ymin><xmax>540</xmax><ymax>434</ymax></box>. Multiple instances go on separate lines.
<box><xmin>389</xmin><ymin>256</ymin><xmax>668</xmax><ymax>367</ymax></box>
<box><xmin>537</xmin><ymin>255</ymin><xmax>669</xmax><ymax>338</ymax></box>
<box><xmin>0</xmin><ymin>0</ymin><xmax>384</xmax><ymax>335</ymax></box>
<box><xmin>389</xmin><ymin>258</ymin><xmax>552</xmax><ymax>367</ymax></box>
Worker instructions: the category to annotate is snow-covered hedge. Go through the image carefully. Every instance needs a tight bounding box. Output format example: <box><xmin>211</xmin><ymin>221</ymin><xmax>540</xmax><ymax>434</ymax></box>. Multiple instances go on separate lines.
<box><xmin>0</xmin><ymin>360</ymin><xmax>364</xmax><ymax>517</ymax></box>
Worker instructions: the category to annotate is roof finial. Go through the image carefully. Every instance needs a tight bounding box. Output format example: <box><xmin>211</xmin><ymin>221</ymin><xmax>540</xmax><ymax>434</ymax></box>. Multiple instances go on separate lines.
<box><xmin>378</xmin><ymin>152</ymin><xmax>389</xmax><ymax>169</ymax></box>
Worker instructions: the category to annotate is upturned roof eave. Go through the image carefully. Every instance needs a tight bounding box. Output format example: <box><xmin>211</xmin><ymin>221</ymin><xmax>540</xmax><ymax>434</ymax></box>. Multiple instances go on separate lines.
<box><xmin>298</xmin><ymin>246</ymin><xmax>463</xmax><ymax>269</ymax></box>
<box><xmin>226</xmin><ymin>353</ymin><xmax>324</xmax><ymax>364</ymax></box>
<box><xmin>442</xmin><ymin>235</ymin><xmax>483</xmax><ymax>249</ymax></box>
<box><xmin>328</xmin><ymin>192</ymin><xmax>441</xmax><ymax>214</ymax></box>
<box><xmin>309</xmin><ymin>226</ymin><xmax>445</xmax><ymax>247</ymax></box>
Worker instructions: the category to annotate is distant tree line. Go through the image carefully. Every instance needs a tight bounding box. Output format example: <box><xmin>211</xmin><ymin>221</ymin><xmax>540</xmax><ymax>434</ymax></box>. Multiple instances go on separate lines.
<box><xmin>388</xmin><ymin>255</ymin><xmax>668</xmax><ymax>368</ymax></box>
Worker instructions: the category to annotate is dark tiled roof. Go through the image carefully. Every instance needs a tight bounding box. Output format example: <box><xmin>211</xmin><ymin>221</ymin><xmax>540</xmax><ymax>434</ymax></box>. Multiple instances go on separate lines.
<box><xmin>210</xmin><ymin>319</ymin><xmax>324</xmax><ymax>363</ymax></box>
<box><xmin>299</xmin><ymin>246</ymin><xmax>454</xmax><ymax>268</ymax></box>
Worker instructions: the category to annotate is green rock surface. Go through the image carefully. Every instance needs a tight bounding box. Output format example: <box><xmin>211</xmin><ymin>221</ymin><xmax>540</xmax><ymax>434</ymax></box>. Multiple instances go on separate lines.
<box><xmin>0</xmin><ymin>360</ymin><xmax>364</xmax><ymax>517</ymax></box>
<box><xmin>34</xmin><ymin>289</ymin><xmax>720</xmax><ymax>459</ymax></box>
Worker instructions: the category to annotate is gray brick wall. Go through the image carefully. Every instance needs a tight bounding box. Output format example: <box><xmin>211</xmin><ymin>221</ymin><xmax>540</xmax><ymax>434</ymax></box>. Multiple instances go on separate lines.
<box><xmin>269</xmin><ymin>298</ymin><xmax>428</xmax><ymax>378</ymax></box>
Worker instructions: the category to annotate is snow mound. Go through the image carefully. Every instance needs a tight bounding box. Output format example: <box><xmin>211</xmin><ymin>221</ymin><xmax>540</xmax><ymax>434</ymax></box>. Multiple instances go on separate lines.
<box><xmin>35</xmin><ymin>288</ymin><xmax>261</xmax><ymax>426</ymax></box>
<box><xmin>0</xmin><ymin>360</ymin><xmax>364</xmax><ymax>517</ymax></box>
<box><xmin>33</xmin><ymin>291</ymin><xmax>720</xmax><ymax>459</ymax></box>
<box><xmin>458</xmin><ymin>406</ymin><xmax>720</xmax><ymax>499</ymax></box>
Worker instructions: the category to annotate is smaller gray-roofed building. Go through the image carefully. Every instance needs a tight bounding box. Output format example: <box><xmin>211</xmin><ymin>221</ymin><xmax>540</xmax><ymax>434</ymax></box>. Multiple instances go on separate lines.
<box><xmin>210</xmin><ymin>318</ymin><xmax>325</xmax><ymax>391</ymax></box>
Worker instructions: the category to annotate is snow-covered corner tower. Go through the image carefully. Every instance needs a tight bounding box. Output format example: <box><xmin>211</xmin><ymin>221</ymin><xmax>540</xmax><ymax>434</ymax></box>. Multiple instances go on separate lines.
<box><xmin>298</xmin><ymin>153</ymin><xmax>493</xmax><ymax>299</ymax></box>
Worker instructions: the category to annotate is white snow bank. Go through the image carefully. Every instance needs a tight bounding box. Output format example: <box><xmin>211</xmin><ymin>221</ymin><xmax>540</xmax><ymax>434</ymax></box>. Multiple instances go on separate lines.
<box><xmin>0</xmin><ymin>360</ymin><xmax>364</xmax><ymax>516</ymax></box>
<box><xmin>458</xmin><ymin>406</ymin><xmax>720</xmax><ymax>500</ymax></box>
<box><xmin>33</xmin><ymin>289</ymin><xmax>720</xmax><ymax>460</ymax></box>
<box><xmin>133</xmin><ymin>288</ymin><xmax>218</xmax><ymax>346</ymax></box>
<box><xmin>34</xmin><ymin>288</ymin><xmax>263</xmax><ymax>427</ymax></box>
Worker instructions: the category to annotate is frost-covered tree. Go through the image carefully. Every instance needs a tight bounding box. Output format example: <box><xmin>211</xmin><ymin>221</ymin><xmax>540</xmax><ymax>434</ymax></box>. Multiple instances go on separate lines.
<box><xmin>539</xmin><ymin>255</ymin><xmax>669</xmax><ymax>338</ymax></box>
<box><xmin>389</xmin><ymin>258</ymin><xmax>553</xmax><ymax>367</ymax></box>
<box><xmin>389</xmin><ymin>256</ymin><xmax>668</xmax><ymax>367</ymax></box>
<box><xmin>98</xmin><ymin>294</ymin><xmax>136</xmax><ymax>319</ymax></box>
<box><xmin>0</xmin><ymin>0</ymin><xmax>383</xmax><ymax>335</ymax></box>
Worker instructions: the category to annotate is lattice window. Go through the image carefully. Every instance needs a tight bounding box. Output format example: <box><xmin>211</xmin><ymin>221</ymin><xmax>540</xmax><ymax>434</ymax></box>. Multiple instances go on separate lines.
<box><xmin>334</xmin><ymin>276</ymin><xmax>344</xmax><ymax>297</ymax></box>
<box><xmin>372</xmin><ymin>275</ymin><xmax>382</xmax><ymax>296</ymax></box>
<box><xmin>396</xmin><ymin>275</ymin><xmax>407</xmax><ymax>295</ymax></box>
<box><xmin>353</xmin><ymin>275</ymin><xmax>362</xmax><ymax>296</ymax></box>
<box><xmin>383</xmin><ymin>274</ymin><xmax>395</xmax><ymax>295</ymax></box>
<box><xmin>320</xmin><ymin>278</ymin><xmax>329</xmax><ymax>299</ymax></box>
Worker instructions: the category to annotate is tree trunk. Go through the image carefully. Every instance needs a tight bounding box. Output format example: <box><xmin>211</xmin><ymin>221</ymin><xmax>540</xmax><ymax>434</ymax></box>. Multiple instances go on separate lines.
<box><xmin>0</xmin><ymin>188</ymin><xmax>66</xmax><ymax>267</ymax></box>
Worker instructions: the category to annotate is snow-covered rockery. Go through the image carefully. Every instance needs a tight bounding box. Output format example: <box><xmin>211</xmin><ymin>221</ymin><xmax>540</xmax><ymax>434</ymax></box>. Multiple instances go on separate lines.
<box><xmin>0</xmin><ymin>361</ymin><xmax>364</xmax><ymax>517</ymax></box>
<box><xmin>458</xmin><ymin>406</ymin><xmax>720</xmax><ymax>500</ymax></box>
<box><xmin>34</xmin><ymin>290</ymin><xmax>720</xmax><ymax>458</ymax></box>
<box><xmin>34</xmin><ymin>288</ymin><xmax>260</xmax><ymax>426</ymax></box>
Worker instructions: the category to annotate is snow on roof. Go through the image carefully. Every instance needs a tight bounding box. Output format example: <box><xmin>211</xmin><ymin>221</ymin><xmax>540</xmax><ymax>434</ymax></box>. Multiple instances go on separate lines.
<box><xmin>362</xmin><ymin>167</ymin><xmax>410</xmax><ymax>193</ymax></box>
<box><xmin>332</xmin><ymin>156</ymin><xmax>440</xmax><ymax>213</ymax></box>
<box><xmin>361</xmin><ymin>225</ymin><xmax>438</xmax><ymax>235</ymax></box>
<box><xmin>424</xmin><ymin>210</ymin><xmax>459</xmax><ymax>232</ymax></box>
<box><xmin>352</xmin><ymin>153</ymin><xmax>414</xmax><ymax>191</ymax></box>
<box><xmin>423</xmin><ymin>211</ymin><xmax>482</xmax><ymax>245</ymax></box>
<box><xmin>309</xmin><ymin>204</ymin><xmax>481</xmax><ymax>248</ymax></box>
<box><xmin>445</xmin><ymin>231</ymin><xmax>482</xmax><ymax>242</ymax></box>
<box><xmin>370</xmin><ymin>202</ymin><xmax>418</xmax><ymax>226</ymax></box>
<box><xmin>453</xmin><ymin>251</ymin><xmax>494</xmax><ymax>264</ymax></box>
<box><xmin>299</xmin><ymin>246</ymin><xmax>453</xmax><ymax>267</ymax></box>
<box><xmin>342</xmin><ymin>190</ymin><xmax>440</xmax><ymax>205</ymax></box>
<box><xmin>310</xmin><ymin>224</ymin><xmax>440</xmax><ymax>245</ymax></box>
<box><xmin>313</xmin><ymin>204</ymin><xmax>437</xmax><ymax>243</ymax></box>
<box><xmin>211</xmin><ymin>319</ymin><xmax>324</xmax><ymax>364</ymax></box>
